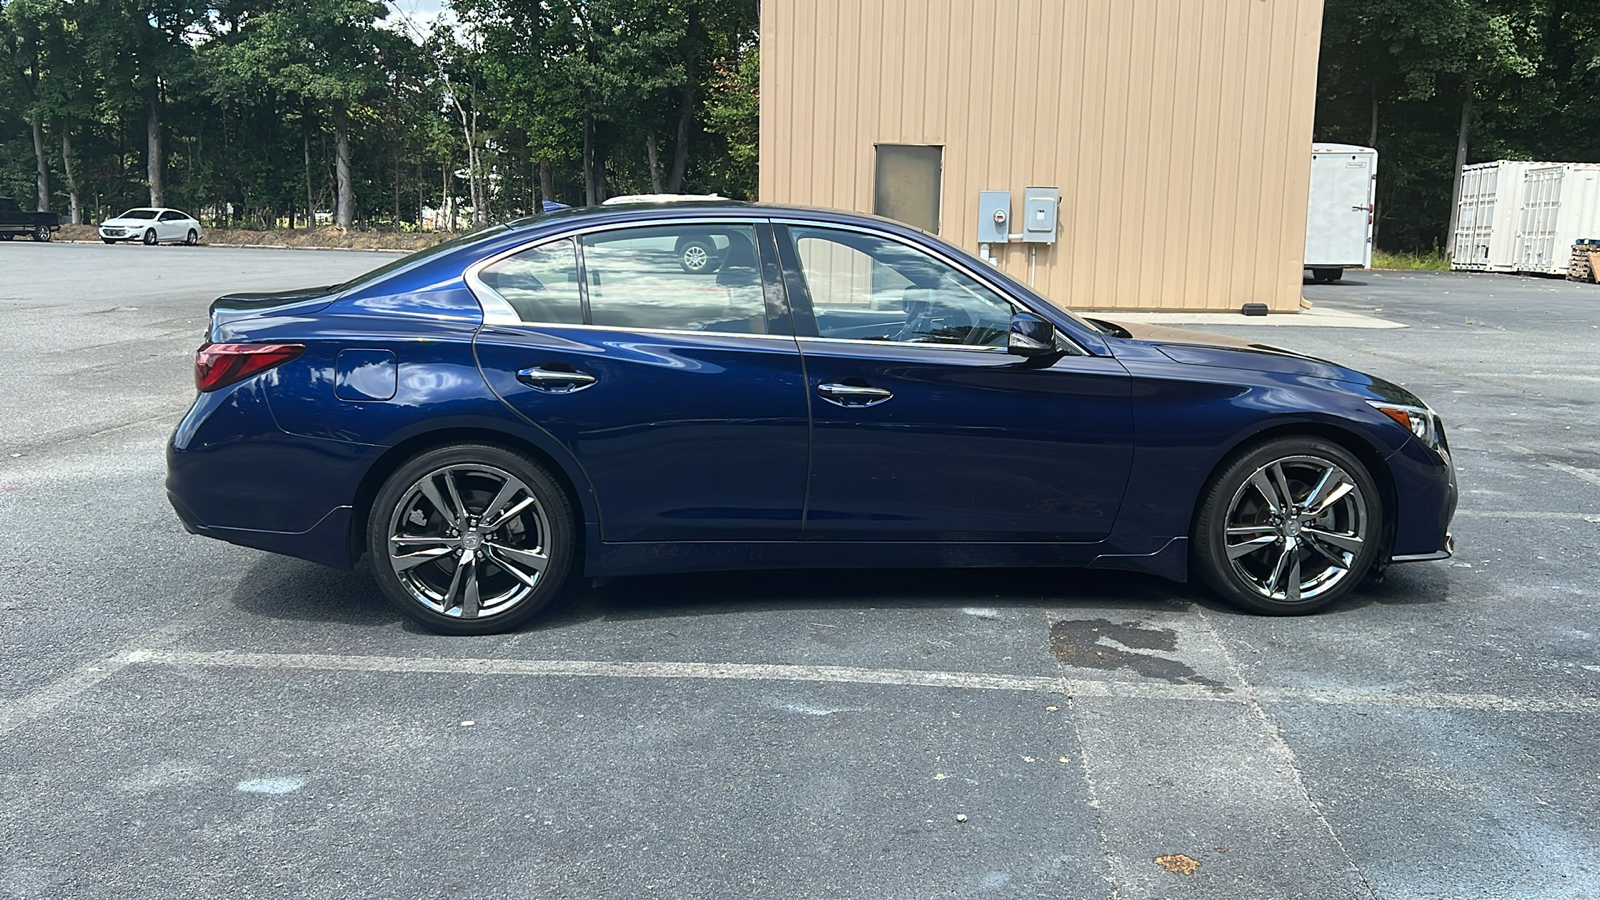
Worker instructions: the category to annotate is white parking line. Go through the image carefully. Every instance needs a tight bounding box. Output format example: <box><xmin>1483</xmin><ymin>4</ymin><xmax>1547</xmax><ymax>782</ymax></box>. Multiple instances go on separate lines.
<box><xmin>0</xmin><ymin>617</ymin><xmax>199</xmax><ymax>739</ymax></box>
<box><xmin>1454</xmin><ymin>510</ymin><xmax>1600</xmax><ymax>521</ymax></box>
<box><xmin>114</xmin><ymin>649</ymin><xmax>1600</xmax><ymax>714</ymax></box>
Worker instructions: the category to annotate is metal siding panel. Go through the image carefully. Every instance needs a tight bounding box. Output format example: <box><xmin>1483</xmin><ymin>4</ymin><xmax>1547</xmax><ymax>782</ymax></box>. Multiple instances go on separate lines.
<box><xmin>761</xmin><ymin>0</ymin><xmax>1323</xmax><ymax>312</ymax></box>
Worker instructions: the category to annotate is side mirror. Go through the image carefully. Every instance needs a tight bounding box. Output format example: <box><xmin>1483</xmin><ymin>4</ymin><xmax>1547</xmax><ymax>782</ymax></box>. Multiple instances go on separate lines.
<box><xmin>1008</xmin><ymin>311</ymin><xmax>1057</xmax><ymax>357</ymax></box>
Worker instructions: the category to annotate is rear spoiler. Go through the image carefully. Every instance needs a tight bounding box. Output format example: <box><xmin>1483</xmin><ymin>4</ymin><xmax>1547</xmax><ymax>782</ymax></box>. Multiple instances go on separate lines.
<box><xmin>208</xmin><ymin>286</ymin><xmax>342</xmax><ymax>342</ymax></box>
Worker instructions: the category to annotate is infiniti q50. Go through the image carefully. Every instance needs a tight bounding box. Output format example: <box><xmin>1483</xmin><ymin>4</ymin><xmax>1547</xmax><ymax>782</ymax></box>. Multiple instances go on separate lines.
<box><xmin>166</xmin><ymin>201</ymin><xmax>1456</xmax><ymax>634</ymax></box>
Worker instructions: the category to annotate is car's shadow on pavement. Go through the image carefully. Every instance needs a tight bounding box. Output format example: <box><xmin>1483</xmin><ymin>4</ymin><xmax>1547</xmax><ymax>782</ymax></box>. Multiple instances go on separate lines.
<box><xmin>228</xmin><ymin>554</ymin><xmax>1455</xmax><ymax>634</ymax></box>
<box><xmin>547</xmin><ymin>567</ymin><xmax>1213</xmax><ymax>627</ymax></box>
<box><xmin>229</xmin><ymin>555</ymin><xmax>402</xmax><ymax>628</ymax></box>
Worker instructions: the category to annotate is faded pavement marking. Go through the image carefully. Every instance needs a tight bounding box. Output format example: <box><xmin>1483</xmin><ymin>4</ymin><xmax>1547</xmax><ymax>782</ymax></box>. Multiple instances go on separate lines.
<box><xmin>98</xmin><ymin>649</ymin><xmax>1600</xmax><ymax>714</ymax></box>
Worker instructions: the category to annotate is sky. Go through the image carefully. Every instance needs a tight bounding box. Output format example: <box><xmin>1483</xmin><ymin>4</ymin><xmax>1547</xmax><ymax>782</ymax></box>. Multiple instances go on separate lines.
<box><xmin>382</xmin><ymin>0</ymin><xmax>455</xmax><ymax>40</ymax></box>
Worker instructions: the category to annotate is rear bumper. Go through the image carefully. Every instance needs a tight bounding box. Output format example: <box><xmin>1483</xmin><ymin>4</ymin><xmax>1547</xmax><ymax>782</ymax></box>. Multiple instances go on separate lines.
<box><xmin>170</xmin><ymin>490</ymin><xmax>355</xmax><ymax>569</ymax></box>
<box><xmin>166</xmin><ymin>382</ymin><xmax>366</xmax><ymax>569</ymax></box>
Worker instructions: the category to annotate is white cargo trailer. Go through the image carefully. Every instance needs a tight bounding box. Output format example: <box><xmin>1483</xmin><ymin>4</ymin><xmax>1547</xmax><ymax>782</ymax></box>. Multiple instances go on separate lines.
<box><xmin>1304</xmin><ymin>144</ymin><xmax>1377</xmax><ymax>283</ymax></box>
<box><xmin>1514</xmin><ymin>164</ymin><xmax>1600</xmax><ymax>275</ymax></box>
<box><xmin>1451</xmin><ymin>160</ymin><xmax>1553</xmax><ymax>271</ymax></box>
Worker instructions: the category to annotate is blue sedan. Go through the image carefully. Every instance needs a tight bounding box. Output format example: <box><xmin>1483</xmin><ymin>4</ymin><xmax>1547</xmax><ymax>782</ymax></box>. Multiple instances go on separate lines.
<box><xmin>167</xmin><ymin>201</ymin><xmax>1457</xmax><ymax>634</ymax></box>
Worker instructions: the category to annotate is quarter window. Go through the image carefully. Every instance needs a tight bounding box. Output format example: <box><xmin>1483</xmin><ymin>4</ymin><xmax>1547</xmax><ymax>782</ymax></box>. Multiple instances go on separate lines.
<box><xmin>786</xmin><ymin>227</ymin><xmax>1016</xmax><ymax>347</ymax></box>
<box><xmin>580</xmin><ymin>224</ymin><xmax>768</xmax><ymax>334</ymax></box>
<box><xmin>477</xmin><ymin>238</ymin><xmax>585</xmax><ymax>325</ymax></box>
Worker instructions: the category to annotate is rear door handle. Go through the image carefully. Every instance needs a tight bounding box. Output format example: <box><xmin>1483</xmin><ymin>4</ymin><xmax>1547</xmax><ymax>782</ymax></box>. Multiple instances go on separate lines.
<box><xmin>517</xmin><ymin>366</ymin><xmax>597</xmax><ymax>393</ymax></box>
<box><xmin>817</xmin><ymin>382</ymin><xmax>893</xmax><ymax>407</ymax></box>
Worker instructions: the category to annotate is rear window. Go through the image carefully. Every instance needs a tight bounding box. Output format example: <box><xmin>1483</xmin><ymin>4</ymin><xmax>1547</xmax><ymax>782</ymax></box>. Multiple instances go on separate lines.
<box><xmin>581</xmin><ymin>224</ymin><xmax>767</xmax><ymax>334</ymax></box>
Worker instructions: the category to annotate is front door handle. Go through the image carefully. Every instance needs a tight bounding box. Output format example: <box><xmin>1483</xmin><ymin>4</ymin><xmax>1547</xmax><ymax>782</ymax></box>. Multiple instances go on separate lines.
<box><xmin>817</xmin><ymin>382</ymin><xmax>893</xmax><ymax>408</ymax></box>
<box><xmin>517</xmin><ymin>366</ymin><xmax>597</xmax><ymax>393</ymax></box>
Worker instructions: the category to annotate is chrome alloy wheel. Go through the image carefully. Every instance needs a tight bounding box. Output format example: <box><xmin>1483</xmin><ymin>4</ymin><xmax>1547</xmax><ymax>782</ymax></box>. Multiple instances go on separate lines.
<box><xmin>386</xmin><ymin>463</ymin><xmax>553</xmax><ymax>620</ymax></box>
<box><xmin>1222</xmin><ymin>455</ymin><xmax>1368</xmax><ymax>604</ymax></box>
<box><xmin>681</xmin><ymin>244</ymin><xmax>710</xmax><ymax>271</ymax></box>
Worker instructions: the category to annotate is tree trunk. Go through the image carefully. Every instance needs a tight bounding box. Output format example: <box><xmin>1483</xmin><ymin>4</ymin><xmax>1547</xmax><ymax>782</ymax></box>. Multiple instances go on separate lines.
<box><xmin>583</xmin><ymin>116</ymin><xmax>598</xmax><ymax>205</ymax></box>
<box><xmin>332</xmin><ymin>99</ymin><xmax>353</xmax><ymax>228</ymax></box>
<box><xmin>302</xmin><ymin>129</ymin><xmax>312</xmax><ymax>229</ymax></box>
<box><xmin>1444</xmin><ymin>90</ymin><xmax>1473</xmax><ymax>257</ymax></box>
<box><xmin>146</xmin><ymin>92</ymin><xmax>164</xmax><ymax>207</ymax></box>
<box><xmin>30</xmin><ymin>117</ymin><xmax>51</xmax><ymax>213</ymax></box>
<box><xmin>61</xmin><ymin>131</ymin><xmax>81</xmax><ymax>224</ymax></box>
<box><xmin>647</xmin><ymin>130</ymin><xmax>663</xmax><ymax>193</ymax></box>
<box><xmin>1367</xmin><ymin>86</ymin><xmax>1378</xmax><ymax>148</ymax></box>
<box><xmin>539</xmin><ymin>159</ymin><xmax>554</xmax><ymax>205</ymax></box>
<box><xmin>393</xmin><ymin>145</ymin><xmax>401</xmax><ymax>226</ymax></box>
<box><xmin>666</xmin><ymin>85</ymin><xmax>693</xmax><ymax>193</ymax></box>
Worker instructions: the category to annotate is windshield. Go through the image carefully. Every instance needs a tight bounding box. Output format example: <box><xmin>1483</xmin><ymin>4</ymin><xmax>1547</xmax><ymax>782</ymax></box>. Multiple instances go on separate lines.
<box><xmin>118</xmin><ymin>209</ymin><xmax>159</xmax><ymax>220</ymax></box>
<box><xmin>334</xmin><ymin>223</ymin><xmax>511</xmax><ymax>293</ymax></box>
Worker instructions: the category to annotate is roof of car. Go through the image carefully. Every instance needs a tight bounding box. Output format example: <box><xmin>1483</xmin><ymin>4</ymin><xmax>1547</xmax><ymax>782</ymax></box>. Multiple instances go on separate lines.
<box><xmin>502</xmin><ymin>199</ymin><xmax>925</xmax><ymax>238</ymax></box>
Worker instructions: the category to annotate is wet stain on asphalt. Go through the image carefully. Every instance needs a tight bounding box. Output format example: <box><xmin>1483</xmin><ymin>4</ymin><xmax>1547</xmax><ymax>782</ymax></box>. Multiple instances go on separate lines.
<box><xmin>1050</xmin><ymin>618</ymin><xmax>1223</xmax><ymax>687</ymax></box>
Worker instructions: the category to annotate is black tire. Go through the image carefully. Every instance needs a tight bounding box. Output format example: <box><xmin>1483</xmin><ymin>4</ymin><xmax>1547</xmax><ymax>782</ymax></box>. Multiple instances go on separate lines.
<box><xmin>142</xmin><ymin>228</ymin><xmax>158</xmax><ymax>246</ymax></box>
<box><xmin>1192</xmin><ymin>436</ymin><xmax>1382</xmax><ymax>615</ymax></box>
<box><xmin>185</xmin><ymin>229</ymin><xmax>199</xmax><ymax>246</ymax></box>
<box><xmin>102</xmin><ymin>238</ymin><xmax>116</xmax><ymax>244</ymax></box>
<box><xmin>0</xmin><ymin>233</ymin><xmax>13</xmax><ymax>241</ymax></box>
<box><xmin>366</xmin><ymin>444</ymin><xmax>576</xmax><ymax>635</ymax></box>
<box><xmin>32</xmin><ymin>225</ymin><xmax>51</xmax><ymax>242</ymax></box>
<box><xmin>676</xmin><ymin>237</ymin><xmax>719</xmax><ymax>274</ymax></box>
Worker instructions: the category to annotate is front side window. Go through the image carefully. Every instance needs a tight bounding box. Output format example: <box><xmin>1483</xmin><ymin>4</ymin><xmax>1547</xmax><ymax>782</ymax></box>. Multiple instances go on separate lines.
<box><xmin>786</xmin><ymin>226</ymin><xmax>1016</xmax><ymax>348</ymax></box>
<box><xmin>477</xmin><ymin>238</ymin><xmax>585</xmax><ymax>325</ymax></box>
<box><xmin>580</xmin><ymin>224</ymin><xmax>768</xmax><ymax>334</ymax></box>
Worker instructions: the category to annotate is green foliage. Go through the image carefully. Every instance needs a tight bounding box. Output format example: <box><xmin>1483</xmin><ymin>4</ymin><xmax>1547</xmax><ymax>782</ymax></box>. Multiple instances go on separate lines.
<box><xmin>0</xmin><ymin>0</ymin><xmax>760</xmax><ymax>226</ymax></box>
<box><xmin>1317</xmin><ymin>0</ymin><xmax>1599</xmax><ymax>252</ymax></box>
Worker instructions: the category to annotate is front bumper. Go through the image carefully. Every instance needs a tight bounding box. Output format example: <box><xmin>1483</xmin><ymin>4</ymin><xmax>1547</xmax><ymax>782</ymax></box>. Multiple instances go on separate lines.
<box><xmin>1390</xmin><ymin>532</ymin><xmax>1454</xmax><ymax>564</ymax></box>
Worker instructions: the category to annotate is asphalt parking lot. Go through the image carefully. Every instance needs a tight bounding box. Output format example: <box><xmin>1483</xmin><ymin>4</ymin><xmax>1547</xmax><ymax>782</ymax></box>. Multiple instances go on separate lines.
<box><xmin>1</xmin><ymin>243</ymin><xmax>1597</xmax><ymax>899</ymax></box>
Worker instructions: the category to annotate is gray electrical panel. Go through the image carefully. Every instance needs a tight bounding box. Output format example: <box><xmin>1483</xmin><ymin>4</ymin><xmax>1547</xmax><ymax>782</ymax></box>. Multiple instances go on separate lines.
<box><xmin>1021</xmin><ymin>187</ymin><xmax>1059</xmax><ymax>243</ymax></box>
<box><xmin>977</xmin><ymin>190</ymin><xmax>1011</xmax><ymax>244</ymax></box>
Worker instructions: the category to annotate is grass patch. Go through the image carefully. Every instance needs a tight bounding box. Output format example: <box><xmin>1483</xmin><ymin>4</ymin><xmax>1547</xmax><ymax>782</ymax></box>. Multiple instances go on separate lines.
<box><xmin>1371</xmin><ymin>248</ymin><xmax>1452</xmax><ymax>271</ymax></box>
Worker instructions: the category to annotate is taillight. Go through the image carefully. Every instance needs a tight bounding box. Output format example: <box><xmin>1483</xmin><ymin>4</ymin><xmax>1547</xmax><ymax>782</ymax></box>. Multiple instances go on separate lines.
<box><xmin>194</xmin><ymin>342</ymin><xmax>304</xmax><ymax>392</ymax></box>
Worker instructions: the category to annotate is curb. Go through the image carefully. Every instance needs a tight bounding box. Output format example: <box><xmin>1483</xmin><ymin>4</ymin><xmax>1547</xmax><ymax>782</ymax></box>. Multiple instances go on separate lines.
<box><xmin>55</xmin><ymin>239</ymin><xmax>415</xmax><ymax>254</ymax></box>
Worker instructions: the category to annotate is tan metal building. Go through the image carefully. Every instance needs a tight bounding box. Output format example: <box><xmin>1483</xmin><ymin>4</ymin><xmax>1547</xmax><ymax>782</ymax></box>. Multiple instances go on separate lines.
<box><xmin>758</xmin><ymin>0</ymin><xmax>1325</xmax><ymax>312</ymax></box>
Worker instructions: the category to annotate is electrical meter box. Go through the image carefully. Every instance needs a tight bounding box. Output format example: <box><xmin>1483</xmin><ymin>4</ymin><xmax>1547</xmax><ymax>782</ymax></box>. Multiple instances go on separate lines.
<box><xmin>1022</xmin><ymin>187</ymin><xmax>1059</xmax><ymax>243</ymax></box>
<box><xmin>977</xmin><ymin>191</ymin><xmax>1011</xmax><ymax>244</ymax></box>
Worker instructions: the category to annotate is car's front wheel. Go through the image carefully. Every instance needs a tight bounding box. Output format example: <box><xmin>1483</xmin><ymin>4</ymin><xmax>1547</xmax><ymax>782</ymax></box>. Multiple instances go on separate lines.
<box><xmin>142</xmin><ymin>228</ymin><xmax>158</xmax><ymax>246</ymax></box>
<box><xmin>1193</xmin><ymin>437</ymin><xmax>1381</xmax><ymax>615</ymax></box>
<box><xmin>366</xmin><ymin>444</ymin><xmax>575</xmax><ymax>635</ymax></box>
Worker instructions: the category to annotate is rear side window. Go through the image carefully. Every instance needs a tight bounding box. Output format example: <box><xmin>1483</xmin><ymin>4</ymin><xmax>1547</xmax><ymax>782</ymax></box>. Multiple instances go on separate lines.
<box><xmin>580</xmin><ymin>224</ymin><xmax>768</xmax><ymax>334</ymax></box>
<box><xmin>477</xmin><ymin>239</ymin><xmax>584</xmax><ymax>325</ymax></box>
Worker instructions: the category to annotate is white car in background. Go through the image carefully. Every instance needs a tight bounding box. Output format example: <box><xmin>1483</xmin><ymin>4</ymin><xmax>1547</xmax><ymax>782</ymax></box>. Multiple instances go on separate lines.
<box><xmin>98</xmin><ymin>208</ymin><xmax>203</xmax><ymax>246</ymax></box>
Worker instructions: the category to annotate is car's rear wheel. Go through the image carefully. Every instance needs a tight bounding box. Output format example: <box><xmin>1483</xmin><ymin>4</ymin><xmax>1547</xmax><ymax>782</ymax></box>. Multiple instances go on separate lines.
<box><xmin>142</xmin><ymin>228</ymin><xmax>158</xmax><ymax>246</ymax></box>
<box><xmin>0</xmin><ymin>233</ymin><xmax>13</xmax><ymax>241</ymax></box>
<box><xmin>1193</xmin><ymin>437</ymin><xmax>1381</xmax><ymax>615</ymax></box>
<box><xmin>32</xmin><ymin>225</ymin><xmax>51</xmax><ymax>242</ymax></box>
<box><xmin>185</xmin><ymin>229</ymin><xmax>199</xmax><ymax>246</ymax></box>
<box><xmin>366</xmin><ymin>444</ymin><xmax>575</xmax><ymax>635</ymax></box>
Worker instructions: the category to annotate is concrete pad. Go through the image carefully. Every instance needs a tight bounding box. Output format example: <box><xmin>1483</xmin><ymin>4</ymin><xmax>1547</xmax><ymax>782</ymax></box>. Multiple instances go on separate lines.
<box><xmin>1082</xmin><ymin>305</ymin><xmax>1406</xmax><ymax>329</ymax></box>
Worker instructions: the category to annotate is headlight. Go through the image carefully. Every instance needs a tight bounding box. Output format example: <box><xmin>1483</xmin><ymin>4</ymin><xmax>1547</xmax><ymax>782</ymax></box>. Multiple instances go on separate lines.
<box><xmin>1368</xmin><ymin>401</ymin><xmax>1440</xmax><ymax>447</ymax></box>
